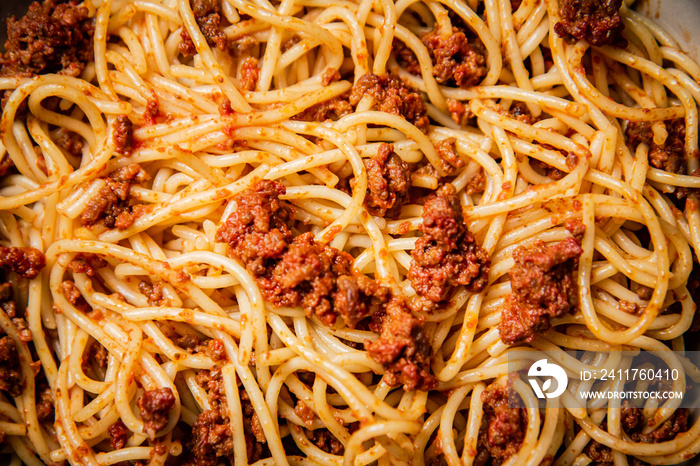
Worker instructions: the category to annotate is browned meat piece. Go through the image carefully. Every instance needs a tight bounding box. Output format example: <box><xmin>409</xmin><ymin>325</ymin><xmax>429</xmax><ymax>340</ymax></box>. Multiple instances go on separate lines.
<box><xmin>503</xmin><ymin>102</ymin><xmax>535</xmax><ymax>125</ymax></box>
<box><xmin>364</xmin><ymin>143</ymin><xmax>411</xmax><ymax>218</ymax></box>
<box><xmin>554</xmin><ymin>0</ymin><xmax>626</xmax><ymax>47</ymax></box>
<box><xmin>626</xmin><ymin>119</ymin><xmax>686</xmax><ymax>174</ymax></box>
<box><xmin>62</xmin><ymin>280</ymin><xmax>90</xmax><ymax>313</ymax></box>
<box><xmin>478</xmin><ymin>383</ymin><xmax>527</xmax><ymax>464</ymax></box>
<box><xmin>240</xmin><ymin>57</ymin><xmax>259</xmax><ymax>91</ymax></box>
<box><xmin>294</xmin><ymin>400</ymin><xmax>315</xmax><ymax>427</ymax></box>
<box><xmin>108</xmin><ymin>420</ymin><xmax>129</xmax><ymax>450</ymax></box>
<box><xmin>0</xmin><ymin>0</ymin><xmax>94</xmax><ymax>78</ymax></box>
<box><xmin>0</xmin><ymin>336</ymin><xmax>21</xmax><ymax>397</ymax></box>
<box><xmin>35</xmin><ymin>381</ymin><xmax>54</xmax><ymax>422</ymax></box>
<box><xmin>67</xmin><ymin>253</ymin><xmax>107</xmax><ymax>277</ymax></box>
<box><xmin>421</xmin><ymin>27</ymin><xmax>486</xmax><ymax>88</ymax></box>
<box><xmin>498</xmin><ymin>237</ymin><xmax>583</xmax><ymax>345</ymax></box>
<box><xmin>217</xmin><ymin>181</ymin><xmax>386</xmax><ymax>328</ymax></box>
<box><xmin>305</xmin><ymin>429</ymin><xmax>345</xmax><ymax>455</ymax></box>
<box><xmin>350</xmin><ymin>73</ymin><xmax>430</xmax><ymax>133</ymax></box>
<box><xmin>80</xmin><ymin>164</ymin><xmax>150</xmax><ymax>230</ymax></box>
<box><xmin>138</xmin><ymin>281</ymin><xmax>167</xmax><ymax>306</ymax></box>
<box><xmin>394</xmin><ymin>27</ymin><xmax>486</xmax><ymax>89</ymax></box>
<box><xmin>190</xmin><ymin>0</ymin><xmax>227</xmax><ymax>50</ymax></box>
<box><xmin>434</xmin><ymin>137</ymin><xmax>465</xmax><ymax>175</ymax></box>
<box><xmin>292</xmin><ymin>94</ymin><xmax>353</xmax><ymax>122</ymax></box>
<box><xmin>366</xmin><ymin>296</ymin><xmax>436</xmax><ymax>391</ymax></box>
<box><xmin>0</xmin><ymin>154</ymin><xmax>14</xmax><ymax>177</ymax></box>
<box><xmin>189</xmin><ymin>366</ymin><xmax>267</xmax><ymax>465</ymax></box>
<box><xmin>465</xmin><ymin>168</ymin><xmax>486</xmax><ymax>195</ymax></box>
<box><xmin>138</xmin><ymin>387</ymin><xmax>176</xmax><ymax>438</ymax></box>
<box><xmin>215</xmin><ymin>180</ymin><xmax>294</xmax><ymax>276</ymax></box>
<box><xmin>409</xmin><ymin>185</ymin><xmax>490</xmax><ymax>307</ymax></box>
<box><xmin>179</xmin><ymin>29</ymin><xmax>197</xmax><ymax>57</ymax></box>
<box><xmin>0</xmin><ymin>247</ymin><xmax>45</xmax><ymax>279</ymax></box>
<box><xmin>321</xmin><ymin>68</ymin><xmax>341</xmax><ymax>86</ymax></box>
<box><xmin>113</xmin><ymin>115</ymin><xmax>133</xmax><ymax>156</ymax></box>
<box><xmin>54</xmin><ymin>129</ymin><xmax>84</xmax><ymax>158</ymax></box>
<box><xmin>262</xmin><ymin>232</ymin><xmax>383</xmax><ymax>328</ymax></box>
<box><xmin>446</xmin><ymin>98</ymin><xmax>472</xmax><ymax>126</ymax></box>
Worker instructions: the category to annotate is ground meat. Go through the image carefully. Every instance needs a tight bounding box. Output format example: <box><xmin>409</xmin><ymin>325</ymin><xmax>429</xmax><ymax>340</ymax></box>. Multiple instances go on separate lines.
<box><xmin>138</xmin><ymin>388</ymin><xmax>176</xmax><ymax>438</ymax></box>
<box><xmin>0</xmin><ymin>336</ymin><xmax>21</xmax><ymax>397</ymax></box>
<box><xmin>409</xmin><ymin>185</ymin><xmax>490</xmax><ymax>308</ymax></box>
<box><xmin>294</xmin><ymin>400</ymin><xmax>315</xmax><ymax>427</ymax></box>
<box><xmin>366</xmin><ymin>296</ymin><xmax>436</xmax><ymax>391</ymax></box>
<box><xmin>625</xmin><ymin>119</ymin><xmax>686</xmax><ymax>174</ymax></box>
<box><xmin>554</xmin><ymin>0</ymin><xmax>626</xmax><ymax>47</ymax></box>
<box><xmin>321</xmin><ymin>68</ymin><xmax>341</xmax><ymax>86</ymax></box>
<box><xmin>498</xmin><ymin>236</ymin><xmax>583</xmax><ymax>345</ymax></box>
<box><xmin>189</xmin><ymin>367</ymin><xmax>267</xmax><ymax>465</ymax></box>
<box><xmin>80</xmin><ymin>164</ymin><xmax>150</xmax><ymax>230</ymax></box>
<box><xmin>82</xmin><ymin>339</ymin><xmax>109</xmax><ymax>372</ymax></box>
<box><xmin>392</xmin><ymin>39</ymin><xmax>421</xmax><ymax>75</ymax></box>
<box><xmin>434</xmin><ymin>138</ymin><xmax>465</xmax><ymax>175</ymax></box>
<box><xmin>446</xmin><ymin>98</ymin><xmax>473</xmax><ymax>126</ymax></box>
<box><xmin>179</xmin><ymin>29</ymin><xmax>197</xmax><ymax>57</ymax></box>
<box><xmin>190</xmin><ymin>0</ymin><xmax>227</xmax><ymax>50</ymax></box>
<box><xmin>0</xmin><ymin>0</ymin><xmax>94</xmax><ymax>78</ymax></box>
<box><xmin>584</xmin><ymin>403</ymin><xmax>689</xmax><ymax>465</ymax></box>
<box><xmin>292</xmin><ymin>93</ymin><xmax>353</xmax><ymax>122</ymax></box>
<box><xmin>465</xmin><ymin>168</ymin><xmax>486</xmax><ymax>195</ymax></box>
<box><xmin>138</xmin><ymin>281</ymin><xmax>167</xmax><ymax>306</ymax></box>
<box><xmin>305</xmin><ymin>429</ymin><xmax>344</xmax><ymax>455</ymax></box>
<box><xmin>240</xmin><ymin>57</ymin><xmax>259</xmax><ymax>91</ymax></box>
<box><xmin>0</xmin><ymin>247</ymin><xmax>46</xmax><ymax>279</ymax></box>
<box><xmin>217</xmin><ymin>181</ymin><xmax>386</xmax><ymax>328</ymax></box>
<box><xmin>478</xmin><ymin>382</ymin><xmax>527</xmax><ymax>464</ymax></box>
<box><xmin>35</xmin><ymin>382</ymin><xmax>54</xmax><ymax>422</ymax></box>
<box><xmin>618</xmin><ymin>299</ymin><xmax>644</xmax><ymax>315</ymax></box>
<box><xmin>421</xmin><ymin>27</ymin><xmax>487</xmax><ymax>88</ymax></box>
<box><xmin>349</xmin><ymin>73</ymin><xmax>430</xmax><ymax>133</ymax></box>
<box><xmin>144</xmin><ymin>95</ymin><xmax>160</xmax><ymax>126</ymax></box>
<box><xmin>67</xmin><ymin>253</ymin><xmax>107</xmax><ymax>277</ymax></box>
<box><xmin>62</xmin><ymin>280</ymin><xmax>90</xmax><ymax>312</ymax></box>
<box><xmin>364</xmin><ymin>143</ymin><xmax>411</xmax><ymax>218</ymax></box>
<box><xmin>113</xmin><ymin>115</ymin><xmax>133</xmax><ymax>156</ymax></box>
<box><xmin>261</xmin><ymin>232</ymin><xmax>384</xmax><ymax>327</ymax></box>
<box><xmin>109</xmin><ymin>420</ymin><xmax>129</xmax><ymax>450</ymax></box>
<box><xmin>215</xmin><ymin>180</ymin><xmax>293</xmax><ymax>277</ymax></box>
<box><xmin>503</xmin><ymin>102</ymin><xmax>535</xmax><ymax>126</ymax></box>
<box><xmin>53</xmin><ymin>129</ymin><xmax>84</xmax><ymax>158</ymax></box>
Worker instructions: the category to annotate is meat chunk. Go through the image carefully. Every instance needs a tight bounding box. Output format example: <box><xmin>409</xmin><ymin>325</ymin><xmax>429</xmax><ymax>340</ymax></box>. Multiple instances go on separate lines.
<box><xmin>292</xmin><ymin>93</ymin><xmax>353</xmax><ymax>122</ymax></box>
<box><xmin>626</xmin><ymin>119</ymin><xmax>686</xmax><ymax>174</ymax></box>
<box><xmin>239</xmin><ymin>57</ymin><xmax>259</xmax><ymax>91</ymax></box>
<box><xmin>53</xmin><ymin>129</ymin><xmax>84</xmax><ymax>158</ymax></box>
<box><xmin>67</xmin><ymin>253</ymin><xmax>107</xmax><ymax>277</ymax></box>
<box><xmin>394</xmin><ymin>27</ymin><xmax>486</xmax><ymax>89</ymax></box>
<box><xmin>305</xmin><ymin>429</ymin><xmax>345</xmax><ymax>455</ymax></box>
<box><xmin>498</xmin><ymin>237</ymin><xmax>583</xmax><ymax>345</ymax></box>
<box><xmin>189</xmin><ymin>366</ymin><xmax>267</xmax><ymax>465</ymax></box>
<box><xmin>35</xmin><ymin>381</ymin><xmax>54</xmax><ymax>422</ymax></box>
<box><xmin>554</xmin><ymin>0</ymin><xmax>626</xmax><ymax>47</ymax></box>
<box><xmin>217</xmin><ymin>181</ymin><xmax>386</xmax><ymax>328</ymax></box>
<box><xmin>409</xmin><ymin>185</ymin><xmax>490</xmax><ymax>308</ymax></box>
<box><xmin>215</xmin><ymin>180</ymin><xmax>294</xmax><ymax>277</ymax></box>
<box><xmin>0</xmin><ymin>246</ymin><xmax>46</xmax><ymax>279</ymax></box>
<box><xmin>0</xmin><ymin>336</ymin><xmax>22</xmax><ymax>397</ymax></box>
<box><xmin>113</xmin><ymin>115</ymin><xmax>133</xmax><ymax>156</ymax></box>
<box><xmin>434</xmin><ymin>137</ymin><xmax>465</xmax><ymax>175</ymax></box>
<box><xmin>190</xmin><ymin>0</ymin><xmax>227</xmax><ymax>50</ymax></box>
<box><xmin>109</xmin><ymin>420</ymin><xmax>129</xmax><ymax>450</ymax></box>
<box><xmin>80</xmin><ymin>164</ymin><xmax>150</xmax><ymax>230</ymax></box>
<box><xmin>364</xmin><ymin>143</ymin><xmax>411</xmax><ymax>218</ymax></box>
<box><xmin>0</xmin><ymin>0</ymin><xmax>94</xmax><ymax>78</ymax></box>
<box><xmin>584</xmin><ymin>403</ymin><xmax>689</xmax><ymax>465</ymax></box>
<box><xmin>262</xmin><ymin>232</ymin><xmax>384</xmax><ymax>328</ymax></box>
<box><xmin>350</xmin><ymin>73</ymin><xmax>430</xmax><ymax>133</ymax></box>
<box><xmin>138</xmin><ymin>387</ymin><xmax>176</xmax><ymax>438</ymax></box>
<box><xmin>478</xmin><ymin>383</ymin><xmax>527</xmax><ymax>463</ymax></box>
<box><xmin>366</xmin><ymin>296</ymin><xmax>436</xmax><ymax>391</ymax></box>
<box><xmin>421</xmin><ymin>27</ymin><xmax>487</xmax><ymax>88</ymax></box>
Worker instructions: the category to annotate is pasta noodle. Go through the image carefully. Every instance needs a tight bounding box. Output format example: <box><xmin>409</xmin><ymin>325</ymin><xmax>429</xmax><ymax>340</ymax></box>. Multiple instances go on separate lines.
<box><xmin>0</xmin><ymin>0</ymin><xmax>698</xmax><ymax>464</ymax></box>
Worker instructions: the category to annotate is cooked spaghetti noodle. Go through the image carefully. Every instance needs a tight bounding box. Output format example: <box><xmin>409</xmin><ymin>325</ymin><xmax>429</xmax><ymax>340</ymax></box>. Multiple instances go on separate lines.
<box><xmin>0</xmin><ymin>0</ymin><xmax>698</xmax><ymax>464</ymax></box>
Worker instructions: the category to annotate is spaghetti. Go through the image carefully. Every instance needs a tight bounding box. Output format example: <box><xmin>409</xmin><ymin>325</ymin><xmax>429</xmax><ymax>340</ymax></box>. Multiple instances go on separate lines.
<box><xmin>0</xmin><ymin>0</ymin><xmax>698</xmax><ymax>464</ymax></box>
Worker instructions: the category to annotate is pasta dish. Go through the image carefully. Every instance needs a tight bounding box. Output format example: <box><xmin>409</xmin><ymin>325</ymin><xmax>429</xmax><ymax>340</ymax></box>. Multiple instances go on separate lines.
<box><xmin>0</xmin><ymin>0</ymin><xmax>699</xmax><ymax>464</ymax></box>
